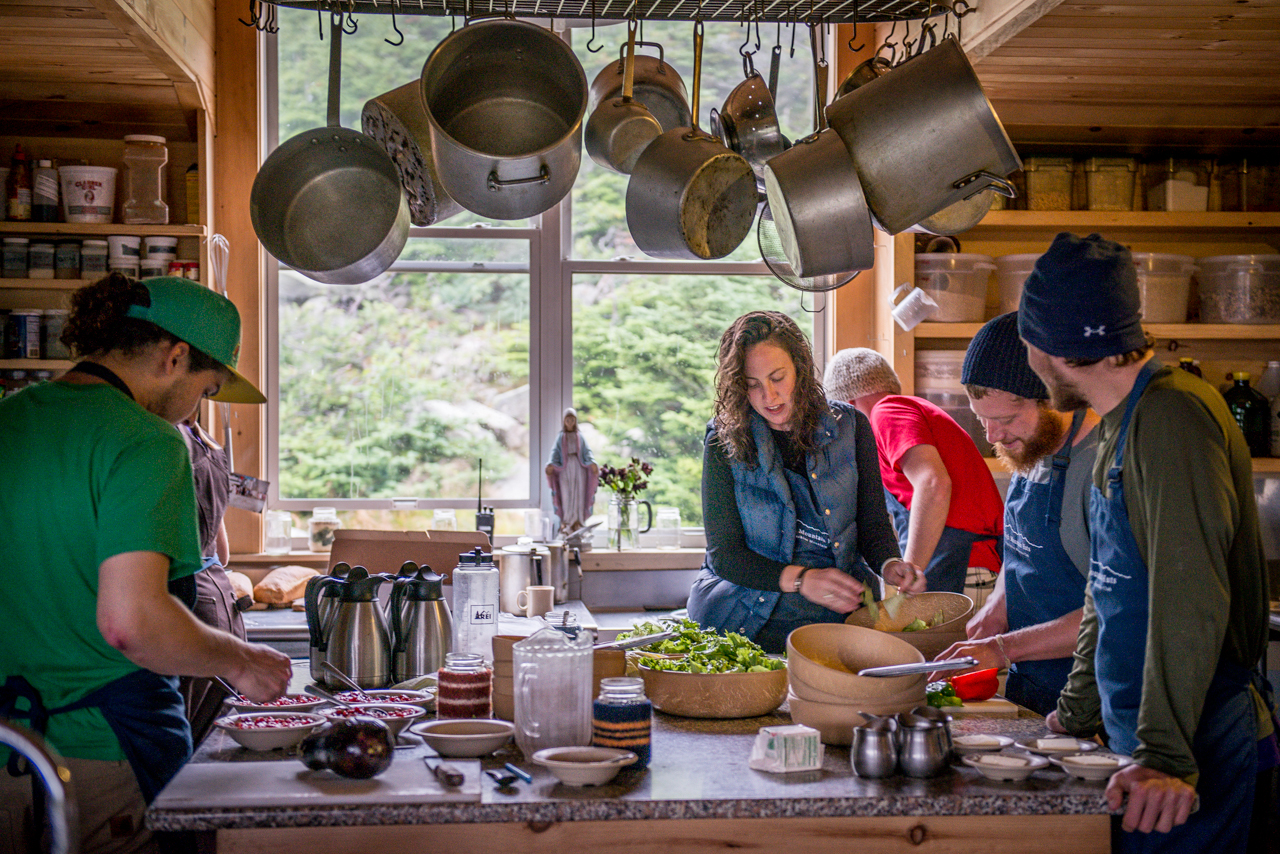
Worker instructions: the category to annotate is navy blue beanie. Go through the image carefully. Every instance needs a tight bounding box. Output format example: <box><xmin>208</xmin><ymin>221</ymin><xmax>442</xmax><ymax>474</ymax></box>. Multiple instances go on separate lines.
<box><xmin>1017</xmin><ymin>232</ymin><xmax>1145</xmax><ymax>359</ymax></box>
<box><xmin>962</xmin><ymin>312</ymin><xmax>1048</xmax><ymax>400</ymax></box>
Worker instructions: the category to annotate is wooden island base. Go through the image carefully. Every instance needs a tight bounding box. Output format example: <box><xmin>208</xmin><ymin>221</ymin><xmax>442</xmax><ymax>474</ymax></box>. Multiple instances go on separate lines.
<box><xmin>218</xmin><ymin>813</ymin><xmax>1109</xmax><ymax>854</ymax></box>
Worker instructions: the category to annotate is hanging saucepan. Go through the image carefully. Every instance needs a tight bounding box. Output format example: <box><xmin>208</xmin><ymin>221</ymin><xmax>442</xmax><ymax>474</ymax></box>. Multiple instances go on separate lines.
<box><xmin>758</xmin><ymin>31</ymin><xmax>873</xmax><ymax>286</ymax></box>
<box><xmin>908</xmin><ymin>188</ymin><xmax>997</xmax><ymax>235</ymax></box>
<box><xmin>588</xmin><ymin>39</ymin><xmax>691</xmax><ymax>133</ymax></box>
<box><xmin>712</xmin><ymin>56</ymin><xmax>787</xmax><ymax>182</ymax></box>
<box><xmin>361</xmin><ymin>81</ymin><xmax>463</xmax><ymax>227</ymax></box>
<box><xmin>250</xmin><ymin>20</ymin><xmax>409</xmax><ymax>285</ymax></box>
<box><xmin>625</xmin><ymin>21</ymin><xmax>758</xmax><ymax>261</ymax></box>
<box><xmin>421</xmin><ymin>18</ymin><xmax>587</xmax><ymax>220</ymax></box>
<box><xmin>834</xmin><ymin>54</ymin><xmax>891</xmax><ymax>100</ymax></box>
<box><xmin>825</xmin><ymin>36</ymin><xmax>1020</xmax><ymax>235</ymax></box>
<box><xmin>584</xmin><ymin>20</ymin><xmax>662</xmax><ymax>175</ymax></box>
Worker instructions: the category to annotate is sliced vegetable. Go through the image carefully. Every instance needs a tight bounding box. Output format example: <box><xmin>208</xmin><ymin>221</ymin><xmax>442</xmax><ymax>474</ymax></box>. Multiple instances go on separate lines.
<box><xmin>949</xmin><ymin>667</ymin><xmax>1000</xmax><ymax>702</ymax></box>
<box><xmin>862</xmin><ymin>587</ymin><xmax>878</xmax><ymax>624</ymax></box>
<box><xmin>926</xmin><ymin>681</ymin><xmax>962</xmax><ymax>708</ymax></box>
<box><xmin>901</xmin><ymin>618</ymin><xmax>929</xmax><ymax>632</ymax></box>
<box><xmin>883</xmin><ymin>592</ymin><xmax>906</xmax><ymax>621</ymax></box>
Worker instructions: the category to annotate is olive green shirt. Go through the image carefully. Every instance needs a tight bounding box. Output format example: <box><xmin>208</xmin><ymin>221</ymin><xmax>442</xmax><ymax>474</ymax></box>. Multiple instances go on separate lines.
<box><xmin>1056</xmin><ymin>362</ymin><xmax>1270</xmax><ymax>783</ymax></box>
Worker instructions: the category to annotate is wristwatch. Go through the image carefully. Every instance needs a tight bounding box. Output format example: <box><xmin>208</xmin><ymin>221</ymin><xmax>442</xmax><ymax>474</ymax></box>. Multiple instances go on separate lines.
<box><xmin>793</xmin><ymin>566</ymin><xmax>814</xmax><ymax>593</ymax></box>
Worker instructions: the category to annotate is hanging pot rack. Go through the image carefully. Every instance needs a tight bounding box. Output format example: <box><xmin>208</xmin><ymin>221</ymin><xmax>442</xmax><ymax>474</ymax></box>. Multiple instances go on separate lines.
<box><xmin>249</xmin><ymin>0</ymin><xmax>954</xmax><ymax>25</ymax></box>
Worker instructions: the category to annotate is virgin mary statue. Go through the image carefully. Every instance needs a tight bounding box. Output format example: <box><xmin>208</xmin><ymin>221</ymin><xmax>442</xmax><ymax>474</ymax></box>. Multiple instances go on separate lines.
<box><xmin>545</xmin><ymin>408</ymin><xmax>600</xmax><ymax>535</ymax></box>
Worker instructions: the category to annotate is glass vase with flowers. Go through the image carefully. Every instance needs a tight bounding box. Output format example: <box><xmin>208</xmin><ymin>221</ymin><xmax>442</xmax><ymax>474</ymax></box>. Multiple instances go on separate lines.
<box><xmin>599</xmin><ymin>458</ymin><xmax>654</xmax><ymax>550</ymax></box>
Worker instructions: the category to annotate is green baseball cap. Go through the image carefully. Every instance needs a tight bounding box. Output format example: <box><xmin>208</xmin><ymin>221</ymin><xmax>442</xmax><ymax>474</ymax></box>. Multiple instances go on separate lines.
<box><xmin>125</xmin><ymin>276</ymin><xmax>266</xmax><ymax>404</ymax></box>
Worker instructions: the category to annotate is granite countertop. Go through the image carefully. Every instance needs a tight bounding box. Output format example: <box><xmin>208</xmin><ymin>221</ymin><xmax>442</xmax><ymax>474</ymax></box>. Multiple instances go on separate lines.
<box><xmin>148</xmin><ymin>702</ymin><xmax>1111</xmax><ymax>832</ymax></box>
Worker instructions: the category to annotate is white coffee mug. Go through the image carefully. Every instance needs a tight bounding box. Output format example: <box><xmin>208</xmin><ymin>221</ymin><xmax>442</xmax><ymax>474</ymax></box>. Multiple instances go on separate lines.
<box><xmin>890</xmin><ymin>282</ymin><xmax>940</xmax><ymax>331</ymax></box>
<box><xmin>516</xmin><ymin>585</ymin><xmax>554</xmax><ymax>619</ymax></box>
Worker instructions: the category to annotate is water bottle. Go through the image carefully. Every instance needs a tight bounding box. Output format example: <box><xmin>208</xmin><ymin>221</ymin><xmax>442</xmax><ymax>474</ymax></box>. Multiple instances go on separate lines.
<box><xmin>451</xmin><ymin>548</ymin><xmax>499</xmax><ymax>661</ymax></box>
<box><xmin>1256</xmin><ymin>360</ymin><xmax>1280</xmax><ymax>400</ymax></box>
<box><xmin>1223</xmin><ymin>372</ymin><xmax>1271</xmax><ymax>457</ymax></box>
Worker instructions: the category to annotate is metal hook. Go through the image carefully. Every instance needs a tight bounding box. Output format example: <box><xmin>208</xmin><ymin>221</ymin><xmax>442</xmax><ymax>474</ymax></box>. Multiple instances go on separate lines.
<box><xmin>264</xmin><ymin>1</ymin><xmax>278</xmax><ymax>32</ymax></box>
<box><xmin>739</xmin><ymin>17</ymin><xmax>752</xmax><ymax>58</ymax></box>
<box><xmin>586</xmin><ymin>0</ymin><xmax>602</xmax><ymax>52</ymax></box>
<box><xmin>385</xmin><ymin>2</ymin><xmax>405</xmax><ymax>45</ymax></box>
<box><xmin>342</xmin><ymin>9</ymin><xmax>358</xmax><ymax>34</ymax></box>
<box><xmin>789</xmin><ymin>17</ymin><xmax>797</xmax><ymax>58</ymax></box>
<box><xmin>238</xmin><ymin>0</ymin><xmax>260</xmax><ymax>29</ymax></box>
<box><xmin>916</xmin><ymin>22</ymin><xmax>936</xmax><ymax>55</ymax></box>
<box><xmin>848</xmin><ymin>0</ymin><xmax>865</xmax><ymax>53</ymax></box>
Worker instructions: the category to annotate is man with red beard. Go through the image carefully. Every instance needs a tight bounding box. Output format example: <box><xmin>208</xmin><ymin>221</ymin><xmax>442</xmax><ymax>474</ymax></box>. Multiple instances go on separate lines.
<box><xmin>934</xmin><ymin>311</ymin><xmax>1099</xmax><ymax>717</ymax></box>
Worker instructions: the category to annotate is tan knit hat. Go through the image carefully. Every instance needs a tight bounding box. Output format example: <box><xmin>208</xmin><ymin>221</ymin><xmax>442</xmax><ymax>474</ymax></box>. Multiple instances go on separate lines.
<box><xmin>824</xmin><ymin>347</ymin><xmax>901</xmax><ymax>401</ymax></box>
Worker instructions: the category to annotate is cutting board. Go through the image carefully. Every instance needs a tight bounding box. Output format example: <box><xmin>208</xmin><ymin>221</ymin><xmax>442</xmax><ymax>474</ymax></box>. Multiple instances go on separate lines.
<box><xmin>154</xmin><ymin>757</ymin><xmax>481</xmax><ymax>809</ymax></box>
<box><xmin>945</xmin><ymin>695</ymin><xmax>1020</xmax><ymax>718</ymax></box>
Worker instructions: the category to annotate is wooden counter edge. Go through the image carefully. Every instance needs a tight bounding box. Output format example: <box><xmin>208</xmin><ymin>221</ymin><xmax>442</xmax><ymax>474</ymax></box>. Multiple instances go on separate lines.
<box><xmin>217</xmin><ymin>813</ymin><xmax>1109</xmax><ymax>854</ymax></box>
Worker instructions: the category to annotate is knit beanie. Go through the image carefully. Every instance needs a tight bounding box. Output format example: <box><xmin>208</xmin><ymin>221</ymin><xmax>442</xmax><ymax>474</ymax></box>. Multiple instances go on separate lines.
<box><xmin>962</xmin><ymin>311</ymin><xmax>1048</xmax><ymax>400</ymax></box>
<box><xmin>824</xmin><ymin>348</ymin><xmax>901</xmax><ymax>401</ymax></box>
<box><xmin>1018</xmin><ymin>232</ymin><xmax>1145</xmax><ymax>359</ymax></box>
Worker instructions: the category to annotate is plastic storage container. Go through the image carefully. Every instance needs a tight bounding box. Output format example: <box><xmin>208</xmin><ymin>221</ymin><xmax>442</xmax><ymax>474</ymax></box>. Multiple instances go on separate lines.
<box><xmin>913</xmin><ymin>254</ymin><xmax>995</xmax><ymax>322</ymax></box>
<box><xmin>41</xmin><ymin>310</ymin><xmax>70</xmax><ymax>360</ymax></box>
<box><xmin>2</xmin><ymin>237</ymin><xmax>28</xmax><ymax>278</ymax></box>
<box><xmin>54</xmin><ymin>240</ymin><xmax>80</xmax><ymax>279</ymax></box>
<box><xmin>1195</xmin><ymin>255</ymin><xmax>1280</xmax><ymax>324</ymax></box>
<box><xmin>308</xmin><ymin>506</ymin><xmax>341</xmax><ymax>551</ymax></box>
<box><xmin>122</xmin><ymin>134</ymin><xmax>169</xmax><ymax>224</ymax></box>
<box><xmin>1131</xmin><ymin>253</ymin><xmax>1195</xmax><ymax>323</ymax></box>
<box><xmin>80</xmin><ymin>239</ymin><xmax>108</xmax><ymax>275</ymax></box>
<box><xmin>914</xmin><ymin>350</ymin><xmax>967</xmax><ymax>390</ymax></box>
<box><xmin>917</xmin><ymin>389</ymin><xmax>994</xmax><ymax>457</ymax></box>
<box><xmin>1084</xmin><ymin>157</ymin><xmax>1138</xmax><ymax>211</ymax></box>
<box><xmin>994</xmin><ymin>253</ymin><xmax>1041</xmax><ymax>314</ymax></box>
<box><xmin>59</xmin><ymin>165</ymin><xmax>116</xmax><ymax>224</ymax></box>
<box><xmin>5</xmin><ymin>309</ymin><xmax>42</xmax><ymax>359</ymax></box>
<box><xmin>27</xmin><ymin>242</ymin><xmax>54</xmax><ymax>279</ymax></box>
<box><xmin>1023</xmin><ymin>157</ymin><xmax>1074</xmax><ymax>211</ymax></box>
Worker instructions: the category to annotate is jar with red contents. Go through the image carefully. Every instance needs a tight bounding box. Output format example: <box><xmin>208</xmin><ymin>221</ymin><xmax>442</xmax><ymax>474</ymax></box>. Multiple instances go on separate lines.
<box><xmin>436</xmin><ymin>652</ymin><xmax>492</xmax><ymax>719</ymax></box>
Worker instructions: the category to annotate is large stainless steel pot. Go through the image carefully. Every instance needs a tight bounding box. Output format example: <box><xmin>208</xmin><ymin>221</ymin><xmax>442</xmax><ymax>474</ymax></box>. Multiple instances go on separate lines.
<box><xmin>762</xmin><ymin>128</ymin><xmax>874</xmax><ymax>279</ymax></box>
<box><xmin>251</xmin><ymin>22</ymin><xmax>409</xmax><ymax>285</ymax></box>
<box><xmin>421</xmin><ymin>19</ymin><xmax>587</xmax><ymax>220</ymax></box>
<box><xmin>361</xmin><ymin>80</ymin><xmax>463</xmax><ymax>227</ymax></box>
<box><xmin>625</xmin><ymin>22</ymin><xmax>758</xmax><ymax>260</ymax></box>
<box><xmin>588</xmin><ymin>40</ymin><xmax>691</xmax><ymax>133</ymax></box>
<box><xmin>825</xmin><ymin>36</ymin><xmax>1020</xmax><ymax>235</ymax></box>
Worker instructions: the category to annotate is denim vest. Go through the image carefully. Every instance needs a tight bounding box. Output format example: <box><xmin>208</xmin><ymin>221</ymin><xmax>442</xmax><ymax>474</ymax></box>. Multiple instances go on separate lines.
<box><xmin>690</xmin><ymin>401</ymin><xmax>878</xmax><ymax>640</ymax></box>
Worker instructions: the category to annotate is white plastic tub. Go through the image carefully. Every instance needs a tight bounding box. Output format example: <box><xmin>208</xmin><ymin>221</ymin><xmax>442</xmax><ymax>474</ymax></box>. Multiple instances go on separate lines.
<box><xmin>994</xmin><ymin>253</ymin><xmax>1041</xmax><ymax>315</ymax></box>
<box><xmin>1196</xmin><ymin>255</ymin><xmax>1280</xmax><ymax>324</ymax></box>
<box><xmin>914</xmin><ymin>350</ymin><xmax>966</xmax><ymax>390</ymax></box>
<box><xmin>914</xmin><ymin>254</ymin><xmax>996</xmax><ymax>322</ymax></box>
<box><xmin>59</xmin><ymin>165</ymin><xmax>117</xmax><ymax>224</ymax></box>
<box><xmin>1132</xmin><ymin>253</ymin><xmax>1195</xmax><ymax>323</ymax></box>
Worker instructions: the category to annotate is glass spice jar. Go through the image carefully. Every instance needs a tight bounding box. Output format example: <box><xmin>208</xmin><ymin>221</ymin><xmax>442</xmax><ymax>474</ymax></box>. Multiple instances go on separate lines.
<box><xmin>436</xmin><ymin>652</ymin><xmax>493</xmax><ymax>719</ymax></box>
<box><xmin>592</xmin><ymin>676</ymin><xmax>651</xmax><ymax>767</ymax></box>
<box><xmin>308</xmin><ymin>506</ymin><xmax>341</xmax><ymax>552</ymax></box>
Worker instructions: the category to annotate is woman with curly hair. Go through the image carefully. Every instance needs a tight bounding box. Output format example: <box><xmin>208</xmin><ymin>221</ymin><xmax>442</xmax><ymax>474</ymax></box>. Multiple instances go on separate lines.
<box><xmin>686</xmin><ymin>311</ymin><xmax>925</xmax><ymax>653</ymax></box>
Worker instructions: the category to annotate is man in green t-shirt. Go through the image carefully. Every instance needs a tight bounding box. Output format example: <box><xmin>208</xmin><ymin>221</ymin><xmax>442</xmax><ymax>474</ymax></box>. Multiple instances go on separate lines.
<box><xmin>1017</xmin><ymin>233</ymin><xmax>1272</xmax><ymax>853</ymax></box>
<box><xmin>0</xmin><ymin>275</ymin><xmax>292</xmax><ymax>854</ymax></box>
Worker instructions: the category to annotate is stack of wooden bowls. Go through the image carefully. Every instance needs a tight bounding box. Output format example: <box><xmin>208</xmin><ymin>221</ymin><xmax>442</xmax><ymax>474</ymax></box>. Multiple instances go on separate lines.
<box><xmin>844</xmin><ymin>592</ymin><xmax>975</xmax><ymax>660</ymax></box>
<box><xmin>785</xmin><ymin>624</ymin><xmax>928</xmax><ymax>745</ymax></box>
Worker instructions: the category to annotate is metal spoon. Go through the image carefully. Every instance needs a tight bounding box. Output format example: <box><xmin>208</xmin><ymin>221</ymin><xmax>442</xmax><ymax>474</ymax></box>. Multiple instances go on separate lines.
<box><xmin>304</xmin><ymin>684</ymin><xmax>355</xmax><ymax>708</ymax></box>
<box><xmin>213</xmin><ymin>676</ymin><xmax>246</xmax><ymax>701</ymax></box>
<box><xmin>485</xmin><ymin>769</ymin><xmax>520</xmax><ymax>789</ymax></box>
<box><xmin>321</xmin><ymin>660</ymin><xmax>374</xmax><ymax>701</ymax></box>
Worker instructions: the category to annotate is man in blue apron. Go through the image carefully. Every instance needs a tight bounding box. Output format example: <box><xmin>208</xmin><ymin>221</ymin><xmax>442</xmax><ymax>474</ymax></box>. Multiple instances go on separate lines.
<box><xmin>0</xmin><ymin>275</ymin><xmax>293</xmax><ymax>854</ymax></box>
<box><xmin>825</xmin><ymin>348</ymin><xmax>1004</xmax><ymax>594</ymax></box>
<box><xmin>1018</xmin><ymin>233</ymin><xmax>1274</xmax><ymax>851</ymax></box>
<box><xmin>933</xmin><ymin>311</ymin><xmax>1100</xmax><ymax>718</ymax></box>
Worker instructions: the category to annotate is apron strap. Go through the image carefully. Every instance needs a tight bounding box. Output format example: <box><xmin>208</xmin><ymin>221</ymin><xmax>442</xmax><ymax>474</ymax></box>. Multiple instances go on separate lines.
<box><xmin>65</xmin><ymin>361</ymin><xmax>135</xmax><ymax>400</ymax></box>
<box><xmin>1107</xmin><ymin>360</ymin><xmax>1161</xmax><ymax>487</ymax></box>
<box><xmin>1044</xmin><ymin>408</ymin><xmax>1088</xmax><ymax>529</ymax></box>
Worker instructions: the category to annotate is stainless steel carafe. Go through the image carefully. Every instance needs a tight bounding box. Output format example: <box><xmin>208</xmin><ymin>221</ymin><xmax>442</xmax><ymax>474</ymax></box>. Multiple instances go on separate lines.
<box><xmin>310</xmin><ymin>565</ymin><xmax>393</xmax><ymax>689</ymax></box>
<box><xmin>303</xmin><ymin>561</ymin><xmax>351</xmax><ymax>683</ymax></box>
<box><xmin>389</xmin><ymin>562</ymin><xmax>453</xmax><ymax>682</ymax></box>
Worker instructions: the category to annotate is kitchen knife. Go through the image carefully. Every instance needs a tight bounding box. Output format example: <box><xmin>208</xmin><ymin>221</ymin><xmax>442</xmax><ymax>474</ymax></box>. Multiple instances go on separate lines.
<box><xmin>423</xmin><ymin>757</ymin><xmax>464</xmax><ymax>788</ymax></box>
<box><xmin>856</xmin><ymin>656</ymin><xmax>979</xmax><ymax>678</ymax></box>
<box><xmin>593</xmin><ymin>630</ymin><xmax>677</xmax><ymax>650</ymax></box>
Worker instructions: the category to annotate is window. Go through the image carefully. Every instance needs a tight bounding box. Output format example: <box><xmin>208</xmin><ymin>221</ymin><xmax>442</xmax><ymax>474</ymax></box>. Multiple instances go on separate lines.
<box><xmin>266</xmin><ymin>12</ymin><xmax>829</xmax><ymax>531</ymax></box>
